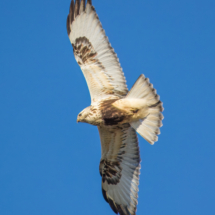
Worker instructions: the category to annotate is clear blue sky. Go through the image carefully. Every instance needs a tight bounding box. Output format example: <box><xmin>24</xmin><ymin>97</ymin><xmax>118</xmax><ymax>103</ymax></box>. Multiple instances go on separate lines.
<box><xmin>0</xmin><ymin>0</ymin><xmax>215</xmax><ymax>214</ymax></box>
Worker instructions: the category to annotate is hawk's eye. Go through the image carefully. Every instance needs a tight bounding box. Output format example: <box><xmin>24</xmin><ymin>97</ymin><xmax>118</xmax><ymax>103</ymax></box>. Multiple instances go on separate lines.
<box><xmin>79</xmin><ymin>113</ymin><xmax>82</xmax><ymax>117</ymax></box>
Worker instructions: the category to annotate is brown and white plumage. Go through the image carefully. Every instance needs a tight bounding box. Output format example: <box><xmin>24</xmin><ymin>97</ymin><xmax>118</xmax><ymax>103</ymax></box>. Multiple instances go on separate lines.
<box><xmin>67</xmin><ymin>0</ymin><xmax>128</xmax><ymax>104</ymax></box>
<box><xmin>67</xmin><ymin>1</ymin><xmax>164</xmax><ymax>214</ymax></box>
<box><xmin>99</xmin><ymin>124</ymin><xmax>140</xmax><ymax>215</ymax></box>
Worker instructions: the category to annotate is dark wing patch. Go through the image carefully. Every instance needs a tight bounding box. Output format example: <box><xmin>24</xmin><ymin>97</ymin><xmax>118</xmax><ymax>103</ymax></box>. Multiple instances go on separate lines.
<box><xmin>99</xmin><ymin>159</ymin><xmax>122</xmax><ymax>185</ymax></box>
<box><xmin>72</xmin><ymin>37</ymin><xmax>104</xmax><ymax>67</ymax></box>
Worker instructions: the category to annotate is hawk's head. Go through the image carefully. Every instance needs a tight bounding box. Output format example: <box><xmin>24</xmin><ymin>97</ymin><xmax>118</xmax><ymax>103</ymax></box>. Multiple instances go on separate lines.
<box><xmin>77</xmin><ymin>106</ymin><xmax>92</xmax><ymax>123</ymax></box>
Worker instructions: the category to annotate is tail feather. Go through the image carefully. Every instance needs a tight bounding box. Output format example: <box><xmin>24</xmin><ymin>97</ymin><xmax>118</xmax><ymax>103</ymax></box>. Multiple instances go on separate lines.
<box><xmin>128</xmin><ymin>74</ymin><xmax>164</xmax><ymax>144</ymax></box>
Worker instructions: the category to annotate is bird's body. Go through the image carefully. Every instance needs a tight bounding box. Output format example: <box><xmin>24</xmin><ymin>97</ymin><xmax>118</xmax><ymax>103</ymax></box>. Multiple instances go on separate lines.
<box><xmin>78</xmin><ymin>98</ymin><xmax>150</xmax><ymax>126</ymax></box>
<box><xmin>66</xmin><ymin>1</ymin><xmax>164</xmax><ymax>214</ymax></box>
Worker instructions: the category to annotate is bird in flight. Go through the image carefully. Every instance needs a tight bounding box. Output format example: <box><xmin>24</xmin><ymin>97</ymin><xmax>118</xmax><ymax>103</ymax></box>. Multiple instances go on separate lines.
<box><xmin>66</xmin><ymin>0</ymin><xmax>164</xmax><ymax>214</ymax></box>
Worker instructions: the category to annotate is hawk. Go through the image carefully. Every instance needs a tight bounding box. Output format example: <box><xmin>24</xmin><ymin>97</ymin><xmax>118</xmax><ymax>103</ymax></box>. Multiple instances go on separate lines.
<box><xmin>66</xmin><ymin>1</ymin><xmax>164</xmax><ymax>214</ymax></box>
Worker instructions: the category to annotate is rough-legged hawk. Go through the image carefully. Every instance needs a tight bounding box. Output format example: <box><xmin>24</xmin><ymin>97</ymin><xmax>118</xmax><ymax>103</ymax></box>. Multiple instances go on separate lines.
<box><xmin>66</xmin><ymin>1</ymin><xmax>164</xmax><ymax>214</ymax></box>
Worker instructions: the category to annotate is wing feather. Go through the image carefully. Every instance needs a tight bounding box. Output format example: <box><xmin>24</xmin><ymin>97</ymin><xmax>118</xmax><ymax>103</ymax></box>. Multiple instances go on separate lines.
<box><xmin>98</xmin><ymin>124</ymin><xmax>141</xmax><ymax>215</ymax></box>
<box><xmin>79</xmin><ymin>0</ymin><xmax>85</xmax><ymax>13</ymax></box>
<box><xmin>74</xmin><ymin>0</ymin><xmax>80</xmax><ymax>17</ymax></box>
<box><xmin>67</xmin><ymin>0</ymin><xmax>128</xmax><ymax>104</ymax></box>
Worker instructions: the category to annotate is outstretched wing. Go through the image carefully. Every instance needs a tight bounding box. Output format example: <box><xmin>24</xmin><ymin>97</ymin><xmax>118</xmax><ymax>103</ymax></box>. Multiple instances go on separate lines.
<box><xmin>67</xmin><ymin>0</ymin><xmax>128</xmax><ymax>104</ymax></box>
<box><xmin>98</xmin><ymin>124</ymin><xmax>141</xmax><ymax>215</ymax></box>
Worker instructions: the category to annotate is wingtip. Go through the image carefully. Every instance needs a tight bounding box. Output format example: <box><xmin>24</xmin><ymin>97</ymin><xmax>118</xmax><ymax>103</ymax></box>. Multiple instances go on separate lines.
<box><xmin>80</xmin><ymin>0</ymin><xmax>86</xmax><ymax>13</ymax></box>
<box><xmin>102</xmin><ymin>188</ymin><xmax>108</xmax><ymax>203</ymax></box>
<box><xmin>67</xmin><ymin>0</ymin><xmax>90</xmax><ymax>29</ymax></box>
<box><xmin>108</xmin><ymin>197</ymin><xmax>118</xmax><ymax>214</ymax></box>
<box><xmin>69</xmin><ymin>0</ymin><xmax>75</xmax><ymax>21</ymax></box>
<box><xmin>74</xmin><ymin>0</ymin><xmax>80</xmax><ymax>17</ymax></box>
<box><xmin>66</xmin><ymin>15</ymin><xmax>71</xmax><ymax>35</ymax></box>
<box><xmin>70</xmin><ymin>0</ymin><xmax>75</xmax><ymax>12</ymax></box>
<box><xmin>87</xmin><ymin>0</ymin><xmax>92</xmax><ymax>5</ymax></box>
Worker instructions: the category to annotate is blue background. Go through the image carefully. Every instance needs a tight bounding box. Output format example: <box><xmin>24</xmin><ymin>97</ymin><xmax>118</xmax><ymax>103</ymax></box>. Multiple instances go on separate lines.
<box><xmin>0</xmin><ymin>0</ymin><xmax>215</xmax><ymax>214</ymax></box>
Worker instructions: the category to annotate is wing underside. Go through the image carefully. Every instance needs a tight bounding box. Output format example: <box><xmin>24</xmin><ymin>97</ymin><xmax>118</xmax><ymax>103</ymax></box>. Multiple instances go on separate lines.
<box><xmin>67</xmin><ymin>0</ymin><xmax>128</xmax><ymax>104</ymax></box>
<box><xmin>98</xmin><ymin>124</ymin><xmax>141</xmax><ymax>215</ymax></box>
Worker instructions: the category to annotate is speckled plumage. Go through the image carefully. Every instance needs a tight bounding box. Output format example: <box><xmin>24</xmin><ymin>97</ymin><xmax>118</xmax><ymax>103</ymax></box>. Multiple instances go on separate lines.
<box><xmin>67</xmin><ymin>1</ymin><xmax>164</xmax><ymax>214</ymax></box>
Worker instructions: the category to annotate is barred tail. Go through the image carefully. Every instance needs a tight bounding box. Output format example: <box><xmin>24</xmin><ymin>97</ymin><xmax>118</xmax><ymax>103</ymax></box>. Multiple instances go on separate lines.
<box><xmin>127</xmin><ymin>74</ymin><xmax>164</xmax><ymax>144</ymax></box>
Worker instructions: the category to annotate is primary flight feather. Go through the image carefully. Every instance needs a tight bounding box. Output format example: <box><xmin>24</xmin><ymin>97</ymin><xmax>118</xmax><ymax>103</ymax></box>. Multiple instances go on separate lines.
<box><xmin>66</xmin><ymin>1</ymin><xmax>164</xmax><ymax>214</ymax></box>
